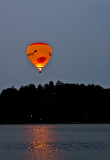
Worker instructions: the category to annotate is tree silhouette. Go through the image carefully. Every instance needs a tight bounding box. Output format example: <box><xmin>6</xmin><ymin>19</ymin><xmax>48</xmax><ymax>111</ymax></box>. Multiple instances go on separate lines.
<box><xmin>0</xmin><ymin>81</ymin><xmax>110</xmax><ymax>124</ymax></box>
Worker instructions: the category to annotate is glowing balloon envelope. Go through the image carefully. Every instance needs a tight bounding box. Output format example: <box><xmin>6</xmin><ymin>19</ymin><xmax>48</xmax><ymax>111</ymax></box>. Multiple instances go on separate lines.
<box><xmin>27</xmin><ymin>42</ymin><xmax>52</xmax><ymax>73</ymax></box>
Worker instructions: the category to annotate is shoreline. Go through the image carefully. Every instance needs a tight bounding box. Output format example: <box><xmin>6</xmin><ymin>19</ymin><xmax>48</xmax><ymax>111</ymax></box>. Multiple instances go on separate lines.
<box><xmin>0</xmin><ymin>122</ymin><xmax>110</xmax><ymax>125</ymax></box>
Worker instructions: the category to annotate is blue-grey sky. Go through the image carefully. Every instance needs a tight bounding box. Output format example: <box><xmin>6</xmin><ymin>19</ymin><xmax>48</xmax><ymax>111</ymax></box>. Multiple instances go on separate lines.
<box><xmin>0</xmin><ymin>0</ymin><xmax>110</xmax><ymax>92</ymax></box>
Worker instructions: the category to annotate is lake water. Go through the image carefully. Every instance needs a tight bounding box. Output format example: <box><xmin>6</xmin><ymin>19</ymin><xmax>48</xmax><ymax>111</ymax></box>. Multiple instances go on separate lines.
<box><xmin>0</xmin><ymin>124</ymin><xmax>110</xmax><ymax>160</ymax></box>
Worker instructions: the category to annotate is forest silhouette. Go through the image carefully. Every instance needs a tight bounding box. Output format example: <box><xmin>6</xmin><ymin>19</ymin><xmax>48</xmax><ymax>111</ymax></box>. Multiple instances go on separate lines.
<box><xmin>0</xmin><ymin>81</ymin><xmax>110</xmax><ymax>124</ymax></box>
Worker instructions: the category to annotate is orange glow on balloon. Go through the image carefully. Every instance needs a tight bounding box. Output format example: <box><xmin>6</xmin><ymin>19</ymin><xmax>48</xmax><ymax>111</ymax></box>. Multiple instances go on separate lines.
<box><xmin>27</xmin><ymin>42</ymin><xmax>52</xmax><ymax>73</ymax></box>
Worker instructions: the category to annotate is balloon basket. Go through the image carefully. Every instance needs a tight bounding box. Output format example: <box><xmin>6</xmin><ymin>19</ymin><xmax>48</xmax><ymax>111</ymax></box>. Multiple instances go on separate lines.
<box><xmin>38</xmin><ymin>67</ymin><xmax>42</xmax><ymax>73</ymax></box>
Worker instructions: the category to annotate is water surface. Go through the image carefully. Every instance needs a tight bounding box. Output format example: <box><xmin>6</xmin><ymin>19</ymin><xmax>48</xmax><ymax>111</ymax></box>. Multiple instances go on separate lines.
<box><xmin>0</xmin><ymin>124</ymin><xmax>110</xmax><ymax>160</ymax></box>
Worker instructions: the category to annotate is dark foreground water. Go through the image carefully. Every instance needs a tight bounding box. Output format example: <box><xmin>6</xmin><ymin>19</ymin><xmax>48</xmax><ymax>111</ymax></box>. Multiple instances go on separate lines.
<box><xmin>0</xmin><ymin>124</ymin><xmax>110</xmax><ymax>160</ymax></box>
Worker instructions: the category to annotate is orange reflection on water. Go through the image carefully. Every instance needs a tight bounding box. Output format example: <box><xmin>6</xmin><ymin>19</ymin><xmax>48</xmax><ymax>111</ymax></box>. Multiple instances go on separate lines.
<box><xmin>25</xmin><ymin>125</ymin><xmax>59</xmax><ymax>160</ymax></box>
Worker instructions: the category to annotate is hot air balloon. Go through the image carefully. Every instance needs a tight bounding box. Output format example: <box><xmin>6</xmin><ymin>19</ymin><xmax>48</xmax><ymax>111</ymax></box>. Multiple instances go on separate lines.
<box><xmin>27</xmin><ymin>42</ymin><xmax>52</xmax><ymax>73</ymax></box>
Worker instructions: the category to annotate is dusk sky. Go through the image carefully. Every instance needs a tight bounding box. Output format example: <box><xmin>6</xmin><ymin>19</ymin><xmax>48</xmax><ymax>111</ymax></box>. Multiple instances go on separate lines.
<box><xmin>1</xmin><ymin>0</ymin><xmax>110</xmax><ymax>92</ymax></box>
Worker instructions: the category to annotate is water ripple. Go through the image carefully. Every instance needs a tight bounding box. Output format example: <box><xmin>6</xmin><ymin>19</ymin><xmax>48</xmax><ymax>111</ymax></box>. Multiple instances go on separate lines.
<box><xmin>0</xmin><ymin>141</ymin><xmax>110</xmax><ymax>152</ymax></box>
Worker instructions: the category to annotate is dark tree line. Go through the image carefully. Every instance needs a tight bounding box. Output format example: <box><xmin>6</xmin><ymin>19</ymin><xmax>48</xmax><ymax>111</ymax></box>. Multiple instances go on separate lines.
<box><xmin>0</xmin><ymin>81</ymin><xmax>110</xmax><ymax>124</ymax></box>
